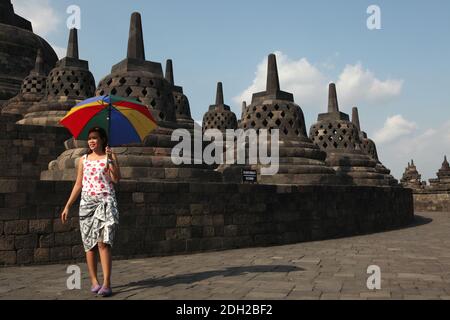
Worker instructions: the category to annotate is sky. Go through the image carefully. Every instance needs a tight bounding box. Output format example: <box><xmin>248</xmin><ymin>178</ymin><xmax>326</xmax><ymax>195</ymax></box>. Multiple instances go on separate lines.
<box><xmin>11</xmin><ymin>0</ymin><xmax>450</xmax><ymax>181</ymax></box>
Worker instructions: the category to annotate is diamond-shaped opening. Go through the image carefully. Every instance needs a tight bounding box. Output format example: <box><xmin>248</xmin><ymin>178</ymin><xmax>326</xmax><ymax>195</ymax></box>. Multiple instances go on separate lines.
<box><xmin>54</xmin><ymin>89</ymin><xmax>59</xmax><ymax>95</ymax></box>
<box><xmin>342</xmin><ymin>129</ymin><xmax>347</xmax><ymax>135</ymax></box>
<box><xmin>274</xmin><ymin>104</ymin><xmax>279</xmax><ymax>110</ymax></box>
<box><xmin>256</xmin><ymin>113</ymin><xmax>261</xmax><ymax>118</ymax></box>
<box><xmin>251</xmin><ymin>121</ymin><xmax>256</xmax><ymax>127</ymax></box>
<box><xmin>150</xmin><ymin>99</ymin><xmax>156</xmax><ymax>107</ymax></box>
<box><xmin>323</xmin><ymin>130</ymin><xmax>327</xmax><ymax>135</ymax></box>
<box><xmin>280</xmin><ymin>111</ymin><xmax>285</xmax><ymax>118</ymax></box>
<box><xmin>333</xmin><ymin>130</ymin><xmax>337</xmax><ymax>135</ymax></box>
<box><xmin>142</xmin><ymin>88</ymin><xmax>148</xmax><ymax>96</ymax></box>
<box><xmin>328</xmin><ymin>136</ymin><xmax>333</xmax><ymax>141</ymax></box>
<box><xmin>275</xmin><ymin>119</ymin><xmax>282</xmax><ymax>126</ymax></box>
<box><xmin>253</xmin><ymin>106</ymin><xmax>257</xmax><ymax>112</ymax></box>
<box><xmin>262</xmin><ymin>105</ymin><xmax>267</xmax><ymax>111</ymax></box>
<box><xmin>64</xmin><ymin>89</ymin><xmax>69</xmax><ymax>96</ymax></box>
<box><xmin>262</xmin><ymin>119</ymin><xmax>268</xmax><ymax>127</ymax></box>
<box><xmin>149</xmin><ymin>80</ymin><xmax>154</xmax><ymax>86</ymax></box>
<box><xmin>119</xmin><ymin>77</ymin><xmax>126</xmax><ymax>85</ymax></box>
<box><xmin>247</xmin><ymin>115</ymin><xmax>251</xmax><ymax>119</ymax></box>
<box><xmin>315</xmin><ymin>131</ymin><xmax>319</xmax><ymax>136</ymax></box>
<box><xmin>136</xmin><ymin>78</ymin><xmax>141</xmax><ymax>85</ymax></box>
<box><xmin>268</xmin><ymin>111</ymin><xmax>274</xmax><ymax>119</ymax></box>
<box><xmin>57</xmin><ymin>76</ymin><xmax>61</xmax><ymax>81</ymax></box>
<box><xmin>125</xmin><ymin>87</ymin><xmax>133</xmax><ymax>96</ymax></box>
<box><xmin>289</xmin><ymin>119</ymin><xmax>294</xmax><ymax>126</ymax></box>
<box><xmin>106</xmin><ymin>78</ymin><xmax>113</xmax><ymax>86</ymax></box>
<box><xmin>339</xmin><ymin>136</ymin><xmax>343</xmax><ymax>141</ymax></box>
<box><xmin>320</xmin><ymin>125</ymin><xmax>324</xmax><ymax>129</ymax></box>
<box><xmin>70</xmin><ymin>83</ymin><xmax>75</xmax><ymax>89</ymax></box>
<box><xmin>328</xmin><ymin>123</ymin><xmax>333</xmax><ymax>129</ymax></box>
<box><xmin>159</xmin><ymin>112</ymin><xmax>165</xmax><ymax>120</ymax></box>
<box><xmin>333</xmin><ymin>142</ymin><xmax>338</xmax><ymax>148</ymax></box>
<box><xmin>323</xmin><ymin>142</ymin><xmax>328</xmax><ymax>148</ymax></box>
<box><xmin>283</xmin><ymin>128</ymin><xmax>288</xmax><ymax>135</ymax></box>
<box><xmin>337</xmin><ymin>123</ymin><xmax>342</xmax><ymax>129</ymax></box>
<box><xmin>99</xmin><ymin>90</ymin><xmax>104</xmax><ymax>95</ymax></box>
<box><xmin>319</xmin><ymin>136</ymin><xmax>324</xmax><ymax>141</ymax></box>
<box><xmin>111</xmin><ymin>88</ymin><xmax>117</xmax><ymax>95</ymax></box>
<box><xmin>61</xmin><ymin>71</ymin><xmax>66</xmax><ymax>76</ymax></box>
<box><xmin>286</xmin><ymin>104</ymin><xmax>290</xmax><ymax>110</ymax></box>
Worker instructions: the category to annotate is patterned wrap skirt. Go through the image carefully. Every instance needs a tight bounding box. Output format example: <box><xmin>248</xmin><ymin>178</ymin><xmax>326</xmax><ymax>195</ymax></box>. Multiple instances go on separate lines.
<box><xmin>79</xmin><ymin>191</ymin><xmax>119</xmax><ymax>252</ymax></box>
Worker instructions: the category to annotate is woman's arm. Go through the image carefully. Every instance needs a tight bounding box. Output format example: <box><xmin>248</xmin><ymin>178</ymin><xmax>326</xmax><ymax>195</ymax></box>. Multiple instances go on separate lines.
<box><xmin>108</xmin><ymin>152</ymin><xmax>121</xmax><ymax>184</ymax></box>
<box><xmin>61</xmin><ymin>157</ymin><xmax>83</xmax><ymax>223</ymax></box>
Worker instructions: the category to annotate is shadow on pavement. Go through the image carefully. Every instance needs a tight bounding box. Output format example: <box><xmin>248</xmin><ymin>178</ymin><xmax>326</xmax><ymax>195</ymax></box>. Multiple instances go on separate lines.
<box><xmin>113</xmin><ymin>265</ymin><xmax>303</xmax><ymax>294</ymax></box>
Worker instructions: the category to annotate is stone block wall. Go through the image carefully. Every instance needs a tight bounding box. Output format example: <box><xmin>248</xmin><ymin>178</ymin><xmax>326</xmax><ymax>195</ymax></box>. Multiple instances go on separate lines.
<box><xmin>0</xmin><ymin>179</ymin><xmax>414</xmax><ymax>266</ymax></box>
<box><xmin>0</xmin><ymin>114</ymin><xmax>70</xmax><ymax>179</ymax></box>
<box><xmin>413</xmin><ymin>191</ymin><xmax>450</xmax><ymax>212</ymax></box>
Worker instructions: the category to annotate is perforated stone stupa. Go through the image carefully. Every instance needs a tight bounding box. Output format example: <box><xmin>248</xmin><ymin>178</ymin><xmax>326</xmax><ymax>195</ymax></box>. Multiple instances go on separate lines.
<box><xmin>429</xmin><ymin>156</ymin><xmax>450</xmax><ymax>191</ymax></box>
<box><xmin>309</xmin><ymin>84</ymin><xmax>397</xmax><ymax>186</ymax></box>
<box><xmin>0</xmin><ymin>0</ymin><xmax>57</xmax><ymax>105</ymax></box>
<box><xmin>218</xmin><ymin>54</ymin><xmax>338</xmax><ymax>185</ymax></box>
<box><xmin>165</xmin><ymin>59</ymin><xmax>194</xmax><ymax>129</ymax></box>
<box><xmin>17</xmin><ymin>28</ymin><xmax>96</xmax><ymax>126</ymax></box>
<box><xmin>400</xmin><ymin>160</ymin><xmax>425</xmax><ymax>190</ymax></box>
<box><xmin>351</xmin><ymin>107</ymin><xmax>397</xmax><ymax>185</ymax></box>
<box><xmin>2</xmin><ymin>49</ymin><xmax>47</xmax><ymax>116</ymax></box>
<box><xmin>202</xmin><ymin>82</ymin><xmax>238</xmax><ymax>133</ymax></box>
<box><xmin>41</xmin><ymin>12</ymin><xmax>220</xmax><ymax>182</ymax></box>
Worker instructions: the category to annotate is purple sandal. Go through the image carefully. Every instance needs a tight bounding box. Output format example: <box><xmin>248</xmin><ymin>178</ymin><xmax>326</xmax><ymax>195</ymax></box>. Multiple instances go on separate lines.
<box><xmin>98</xmin><ymin>286</ymin><xmax>113</xmax><ymax>297</ymax></box>
<box><xmin>91</xmin><ymin>284</ymin><xmax>102</xmax><ymax>294</ymax></box>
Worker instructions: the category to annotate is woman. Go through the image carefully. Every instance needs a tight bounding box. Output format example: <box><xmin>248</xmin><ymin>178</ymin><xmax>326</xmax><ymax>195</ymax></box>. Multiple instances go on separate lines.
<box><xmin>61</xmin><ymin>127</ymin><xmax>121</xmax><ymax>297</ymax></box>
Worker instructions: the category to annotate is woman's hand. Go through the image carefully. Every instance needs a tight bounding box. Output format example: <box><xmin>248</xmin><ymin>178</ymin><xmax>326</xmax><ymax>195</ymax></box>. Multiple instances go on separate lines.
<box><xmin>61</xmin><ymin>207</ymin><xmax>69</xmax><ymax>224</ymax></box>
<box><xmin>106</xmin><ymin>145</ymin><xmax>113</xmax><ymax>159</ymax></box>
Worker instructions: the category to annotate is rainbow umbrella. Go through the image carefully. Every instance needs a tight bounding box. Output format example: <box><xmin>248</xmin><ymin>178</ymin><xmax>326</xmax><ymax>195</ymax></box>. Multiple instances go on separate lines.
<box><xmin>59</xmin><ymin>95</ymin><xmax>158</xmax><ymax>146</ymax></box>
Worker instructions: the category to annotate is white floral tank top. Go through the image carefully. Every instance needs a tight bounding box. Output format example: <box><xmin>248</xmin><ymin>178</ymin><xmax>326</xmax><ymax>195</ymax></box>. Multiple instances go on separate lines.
<box><xmin>82</xmin><ymin>154</ymin><xmax>115</xmax><ymax>197</ymax></box>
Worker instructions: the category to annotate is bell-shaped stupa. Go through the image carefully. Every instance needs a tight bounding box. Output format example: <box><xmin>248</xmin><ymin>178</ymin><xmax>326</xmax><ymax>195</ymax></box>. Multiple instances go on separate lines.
<box><xmin>18</xmin><ymin>28</ymin><xmax>96</xmax><ymax>126</ymax></box>
<box><xmin>202</xmin><ymin>82</ymin><xmax>238</xmax><ymax>133</ymax></box>
<box><xmin>309</xmin><ymin>84</ymin><xmax>396</xmax><ymax>186</ymax></box>
<box><xmin>218</xmin><ymin>54</ymin><xmax>338</xmax><ymax>185</ymax></box>
<box><xmin>2</xmin><ymin>49</ymin><xmax>47</xmax><ymax>116</ymax></box>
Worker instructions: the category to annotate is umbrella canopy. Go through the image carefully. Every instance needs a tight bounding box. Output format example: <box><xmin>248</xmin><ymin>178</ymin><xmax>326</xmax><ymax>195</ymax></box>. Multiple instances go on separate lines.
<box><xmin>59</xmin><ymin>95</ymin><xmax>158</xmax><ymax>146</ymax></box>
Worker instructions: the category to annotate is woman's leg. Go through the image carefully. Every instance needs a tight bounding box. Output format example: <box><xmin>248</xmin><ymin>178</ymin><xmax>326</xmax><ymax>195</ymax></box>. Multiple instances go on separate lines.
<box><xmin>98</xmin><ymin>242</ymin><xmax>112</xmax><ymax>288</ymax></box>
<box><xmin>86</xmin><ymin>247</ymin><xmax>99</xmax><ymax>287</ymax></box>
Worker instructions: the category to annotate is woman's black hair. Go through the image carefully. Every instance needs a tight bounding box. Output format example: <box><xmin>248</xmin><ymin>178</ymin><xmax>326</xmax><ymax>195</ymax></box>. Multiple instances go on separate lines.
<box><xmin>87</xmin><ymin>127</ymin><xmax>108</xmax><ymax>154</ymax></box>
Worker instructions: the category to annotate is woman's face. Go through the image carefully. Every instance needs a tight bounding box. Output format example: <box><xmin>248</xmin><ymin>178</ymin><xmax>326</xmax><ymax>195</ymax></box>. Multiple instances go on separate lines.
<box><xmin>88</xmin><ymin>132</ymin><xmax>103</xmax><ymax>151</ymax></box>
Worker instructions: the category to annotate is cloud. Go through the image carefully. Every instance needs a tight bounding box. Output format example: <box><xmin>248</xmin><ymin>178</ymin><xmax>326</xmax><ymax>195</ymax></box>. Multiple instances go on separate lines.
<box><xmin>233</xmin><ymin>52</ymin><xmax>403</xmax><ymax>111</ymax></box>
<box><xmin>12</xmin><ymin>0</ymin><xmax>61</xmax><ymax>37</ymax></box>
<box><xmin>336</xmin><ymin>63</ymin><xmax>404</xmax><ymax>107</ymax></box>
<box><xmin>373</xmin><ymin>115</ymin><xmax>417</xmax><ymax>145</ymax></box>
<box><xmin>233</xmin><ymin>51</ymin><xmax>326</xmax><ymax>109</ymax></box>
<box><xmin>372</xmin><ymin>118</ymin><xmax>450</xmax><ymax>182</ymax></box>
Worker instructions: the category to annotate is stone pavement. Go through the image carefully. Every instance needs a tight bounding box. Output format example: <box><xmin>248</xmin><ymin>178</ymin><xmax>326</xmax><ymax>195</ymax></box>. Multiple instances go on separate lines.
<box><xmin>1</xmin><ymin>211</ymin><xmax>450</xmax><ymax>300</ymax></box>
